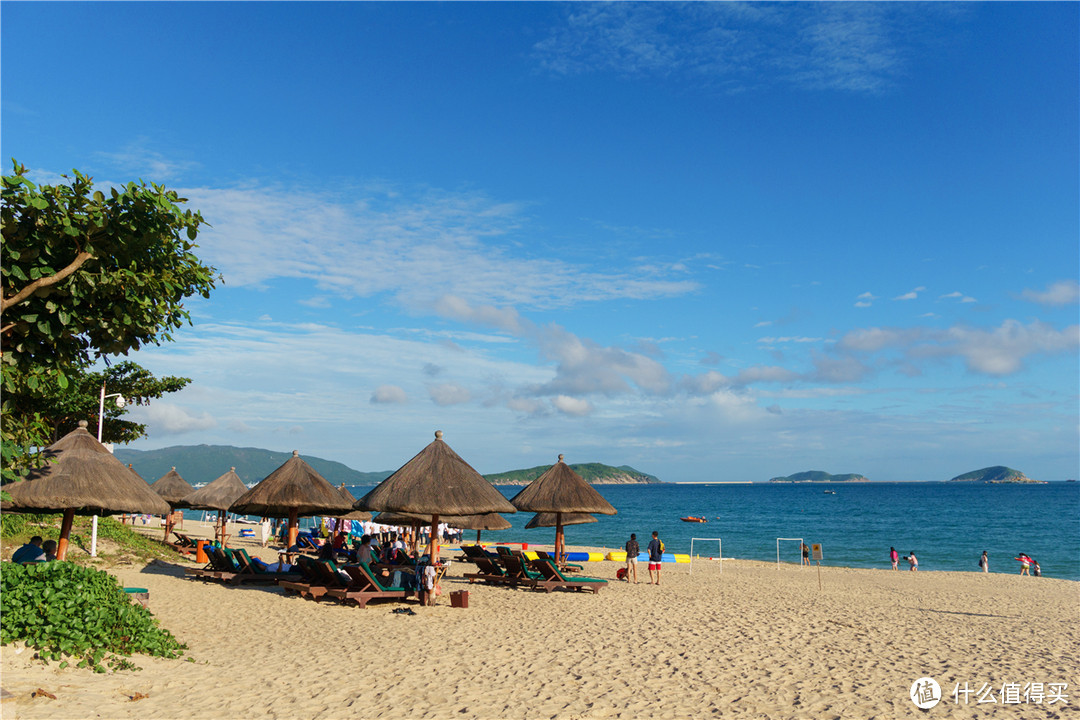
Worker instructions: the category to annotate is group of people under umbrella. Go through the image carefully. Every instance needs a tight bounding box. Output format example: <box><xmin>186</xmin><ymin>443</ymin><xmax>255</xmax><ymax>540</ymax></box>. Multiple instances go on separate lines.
<box><xmin>6</xmin><ymin>425</ymin><xmax>616</xmax><ymax>564</ymax></box>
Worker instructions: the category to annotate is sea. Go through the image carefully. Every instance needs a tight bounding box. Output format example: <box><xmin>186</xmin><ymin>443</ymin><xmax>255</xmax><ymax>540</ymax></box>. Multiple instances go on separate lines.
<box><xmin>306</xmin><ymin>482</ymin><xmax>1080</xmax><ymax>581</ymax></box>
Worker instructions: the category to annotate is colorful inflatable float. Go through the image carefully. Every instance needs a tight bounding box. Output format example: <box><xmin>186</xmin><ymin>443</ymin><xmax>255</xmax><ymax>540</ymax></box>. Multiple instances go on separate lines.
<box><xmin>605</xmin><ymin>551</ymin><xmax>690</xmax><ymax>564</ymax></box>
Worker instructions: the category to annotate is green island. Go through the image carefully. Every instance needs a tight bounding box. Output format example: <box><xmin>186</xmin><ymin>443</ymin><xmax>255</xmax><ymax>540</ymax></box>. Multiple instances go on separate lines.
<box><xmin>116</xmin><ymin>445</ymin><xmax>661</xmax><ymax>486</ymax></box>
<box><xmin>768</xmin><ymin>471</ymin><xmax>870</xmax><ymax>483</ymax></box>
<box><xmin>948</xmin><ymin>466</ymin><xmax>1044</xmax><ymax>483</ymax></box>
<box><xmin>484</xmin><ymin>463</ymin><xmax>661</xmax><ymax>485</ymax></box>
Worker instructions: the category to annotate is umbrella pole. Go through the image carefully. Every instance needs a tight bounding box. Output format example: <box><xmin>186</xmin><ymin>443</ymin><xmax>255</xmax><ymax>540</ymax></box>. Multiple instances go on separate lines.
<box><xmin>218</xmin><ymin>511</ymin><xmax>226</xmax><ymax>546</ymax></box>
<box><xmin>288</xmin><ymin>508</ymin><xmax>299</xmax><ymax>549</ymax></box>
<box><xmin>555</xmin><ymin>511</ymin><xmax>564</xmax><ymax>565</ymax></box>
<box><xmin>56</xmin><ymin>508</ymin><xmax>76</xmax><ymax>561</ymax></box>
<box><xmin>428</xmin><ymin>514</ymin><xmax>440</xmax><ymax>562</ymax></box>
<box><xmin>476</xmin><ymin>529</ymin><xmax>482</xmax><ymax>545</ymax></box>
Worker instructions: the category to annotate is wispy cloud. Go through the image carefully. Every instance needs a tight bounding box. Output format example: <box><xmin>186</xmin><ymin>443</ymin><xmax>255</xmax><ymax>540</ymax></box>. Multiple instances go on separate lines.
<box><xmin>894</xmin><ymin>286</ymin><xmax>926</xmax><ymax>301</ymax></box>
<box><xmin>854</xmin><ymin>291</ymin><xmax>878</xmax><ymax>308</ymax></box>
<box><xmin>180</xmin><ymin>182</ymin><xmax>698</xmax><ymax>313</ymax></box>
<box><xmin>837</xmin><ymin>320</ymin><xmax>1079</xmax><ymax>376</ymax></box>
<box><xmin>534</xmin><ymin>3</ymin><xmax>956</xmax><ymax>93</ymax></box>
<box><xmin>938</xmin><ymin>291</ymin><xmax>976</xmax><ymax>303</ymax></box>
<box><xmin>94</xmin><ymin>139</ymin><xmax>199</xmax><ymax>181</ymax></box>
<box><xmin>1021</xmin><ymin>280</ymin><xmax>1080</xmax><ymax>307</ymax></box>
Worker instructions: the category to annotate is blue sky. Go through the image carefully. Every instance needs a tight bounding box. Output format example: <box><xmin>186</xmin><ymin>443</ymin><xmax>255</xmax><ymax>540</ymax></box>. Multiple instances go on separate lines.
<box><xmin>3</xmin><ymin>2</ymin><xmax>1077</xmax><ymax>482</ymax></box>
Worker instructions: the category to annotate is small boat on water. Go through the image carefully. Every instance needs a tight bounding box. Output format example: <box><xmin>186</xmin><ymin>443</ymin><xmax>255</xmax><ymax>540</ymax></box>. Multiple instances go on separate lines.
<box><xmin>823</xmin><ymin>490</ymin><xmax>836</xmax><ymax>495</ymax></box>
<box><xmin>680</xmin><ymin>516</ymin><xmax>708</xmax><ymax>523</ymax></box>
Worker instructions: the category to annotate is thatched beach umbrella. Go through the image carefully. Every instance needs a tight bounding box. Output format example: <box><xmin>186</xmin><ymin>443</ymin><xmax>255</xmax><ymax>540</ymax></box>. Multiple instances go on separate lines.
<box><xmin>510</xmin><ymin>455</ymin><xmax>616</xmax><ymax>563</ymax></box>
<box><xmin>183</xmin><ymin>467</ymin><xmax>249</xmax><ymax>545</ymax></box>
<box><xmin>150</xmin><ymin>467</ymin><xmax>194</xmax><ymax>540</ymax></box>
<box><xmin>6</xmin><ymin>421</ymin><xmax>170</xmax><ymax>560</ymax></box>
<box><xmin>356</xmin><ymin>430</ymin><xmax>516</xmax><ymax>562</ymax></box>
<box><xmin>230</xmin><ymin>451</ymin><xmax>352</xmax><ymax>548</ymax></box>
<box><xmin>525</xmin><ymin>512</ymin><xmax>597</xmax><ymax>529</ymax></box>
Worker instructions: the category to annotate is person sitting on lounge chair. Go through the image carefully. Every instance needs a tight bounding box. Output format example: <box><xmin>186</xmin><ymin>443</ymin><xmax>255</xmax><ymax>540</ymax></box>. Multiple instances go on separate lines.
<box><xmin>253</xmin><ymin>556</ymin><xmax>294</xmax><ymax>572</ymax></box>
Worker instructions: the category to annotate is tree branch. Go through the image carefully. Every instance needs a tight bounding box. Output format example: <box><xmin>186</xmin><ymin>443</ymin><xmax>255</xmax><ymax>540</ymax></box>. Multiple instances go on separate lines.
<box><xmin>1</xmin><ymin>251</ymin><xmax>93</xmax><ymax>312</ymax></box>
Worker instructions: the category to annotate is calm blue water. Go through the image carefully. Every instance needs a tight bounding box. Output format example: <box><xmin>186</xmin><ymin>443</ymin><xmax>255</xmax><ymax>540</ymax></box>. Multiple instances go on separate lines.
<box><xmin>330</xmin><ymin>482</ymin><xmax>1080</xmax><ymax>581</ymax></box>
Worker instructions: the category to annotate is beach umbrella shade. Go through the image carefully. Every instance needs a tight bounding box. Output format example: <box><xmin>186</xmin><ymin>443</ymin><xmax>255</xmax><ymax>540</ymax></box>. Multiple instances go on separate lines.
<box><xmin>356</xmin><ymin>430</ymin><xmax>516</xmax><ymax>562</ymax></box>
<box><xmin>525</xmin><ymin>512</ymin><xmax>597</xmax><ymax>529</ymax></box>
<box><xmin>510</xmin><ymin>454</ymin><xmax>616</xmax><ymax>562</ymax></box>
<box><xmin>150</xmin><ymin>467</ymin><xmax>195</xmax><ymax>539</ymax></box>
<box><xmin>183</xmin><ymin>467</ymin><xmax>250</xmax><ymax>545</ymax></box>
<box><xmin>332</xmin><ymin>484</ymin><xmax>372</xmax><ymax>542</ymax></box>
<box><xmin>5</xmin><ymin>421</ymin><xmax>170</xmax><ymax>560</ymax></box>
<box><xmin>229</xmin><ymin>451</ymin><xmax>352</xmax><ymax>548</ymax></box>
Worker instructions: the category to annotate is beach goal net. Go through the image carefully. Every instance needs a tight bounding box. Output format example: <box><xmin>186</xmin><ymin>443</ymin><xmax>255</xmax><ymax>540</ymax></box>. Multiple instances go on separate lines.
<box><xmin>776</xmin><ymin>537</ymin><xmax>804</xmax><ymax>569</ymax></box>
<box><xmin>689</xmin><ymin>537</ymin><xmax>721</xmax><ymax>574</ymax></box>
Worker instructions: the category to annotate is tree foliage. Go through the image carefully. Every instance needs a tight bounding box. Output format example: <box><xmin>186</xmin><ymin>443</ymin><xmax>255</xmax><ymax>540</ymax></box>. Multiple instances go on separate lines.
<box><xmin>3</xmin><ymin>360</ymin><xmax>192</xmax><ymax>446</ymax></box>
<box><xmin>1</xmin><ymin>160</ymin><xmax>218</xmax><ymax>484</ymax></box>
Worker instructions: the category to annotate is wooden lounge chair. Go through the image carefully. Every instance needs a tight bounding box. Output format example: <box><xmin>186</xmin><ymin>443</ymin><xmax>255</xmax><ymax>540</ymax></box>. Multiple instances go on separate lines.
<box><xmin>500</xmin><ymin>554</ymin><xmax>541</xmax><ymax>588</ymax></box>
<box><xmin>458</xmin><ymin>544</ymin><xmax>495</xmax><ymax>564</ymax></box>
<box><xmin>184</xmin><ymin>546</ymin><xmax>241</xmax><ymax>581</ymax></box>
<box><xmin>463</xmin><ymin>551</ymin><xmax>516</xmax><ymax>586</ymax></box>
<box><xmin>324</xmin><ymin>563</ymin><xmax>414</xmax><ymax>608</ymax></box>
<box><xmin>535</xmin><ymin>550</ymin><xmax>583</xmax><ymax>573</ymax></box>
<box><xmin>278</xmin><ymin>556</ymin><xmax>335</xmax><ymax>599</ymax></box>
<box><xmin>528</xmin><ymin>558</ymin><xmax>607</xmax><ymax>594</ymax></box>
<box><xmin>167</xmin><ymin>532</ymin><xmax>199</xmax><ymax>555</ymax></box>
<box><xmin>225</xmin><ymin>548</ymin><xmax>302</xmax><ymax>585</ymax></box>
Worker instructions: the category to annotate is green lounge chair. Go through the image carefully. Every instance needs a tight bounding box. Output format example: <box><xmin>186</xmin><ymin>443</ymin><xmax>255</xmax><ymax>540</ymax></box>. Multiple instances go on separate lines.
<box><xmin>324</xmin><ymin>563</ymin><xmax>414</xmax><ymax>608</ymax></box>
<box><xmin>528</xmin><ymin>558</ymin><xmax>607</xmax><ymax>594</ymax></box>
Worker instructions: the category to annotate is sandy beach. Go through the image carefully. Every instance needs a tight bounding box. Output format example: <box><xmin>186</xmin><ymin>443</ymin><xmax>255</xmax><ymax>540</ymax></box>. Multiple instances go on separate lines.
<box><xmin>2</xmin><ymin>519</ymin><xmax>1077</xmax><ymax>720</ymax></box>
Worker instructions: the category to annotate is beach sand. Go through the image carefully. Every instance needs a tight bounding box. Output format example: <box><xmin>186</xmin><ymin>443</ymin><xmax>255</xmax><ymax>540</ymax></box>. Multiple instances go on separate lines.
<box><xmin>2</xmin><ymin>519</ymin><xmax>1077</xmax><ymax>719</ymax></box>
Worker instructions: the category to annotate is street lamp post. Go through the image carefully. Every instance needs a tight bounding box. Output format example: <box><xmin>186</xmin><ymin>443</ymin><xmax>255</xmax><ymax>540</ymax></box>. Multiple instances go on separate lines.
<box><xmin>92</xmin><ymin>383</ymin><xmax>126</xmax><ymax>557</ymax></box>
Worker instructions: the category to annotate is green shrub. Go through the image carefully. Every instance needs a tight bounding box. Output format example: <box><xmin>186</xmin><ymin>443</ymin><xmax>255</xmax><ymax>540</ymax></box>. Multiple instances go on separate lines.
<box><xmin>0</xmin><ymin>560</ymin><xmax>186</xmax><ymax>672</ymax></box>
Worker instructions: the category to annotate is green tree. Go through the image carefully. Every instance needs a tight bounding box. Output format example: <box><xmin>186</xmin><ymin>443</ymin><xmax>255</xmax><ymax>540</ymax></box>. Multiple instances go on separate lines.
<box><xmin>1</xmin><ymin>161</ymin><xmax>218</xmax><ymax>483</ymax></box>
<box><xmin>4</xmin><ymin>360</ymin><xmax>192</xmax><ymax>446</ymax></box>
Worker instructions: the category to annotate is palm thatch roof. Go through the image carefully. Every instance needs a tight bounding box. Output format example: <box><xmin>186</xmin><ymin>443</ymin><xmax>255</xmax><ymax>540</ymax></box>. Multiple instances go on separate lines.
<box><xmin>229</xmin><ymin>451</ymin><xmax>353</xmax><ymax>518</ymax></box>
<box><xmin>336</xmin><ymin>484</ymin><xmax>372</xmax><ymax>522</ymax></box>
<box><xmin>183</xmin><ymin>467</ymin><xmax>249</xmax><ymax>512</ymax></box>
<box><xmin>525</xmin><ymin>512</ymin><xmax>597</xmax><ymax>529</ymax></box>
<box><xmin>356</xmin><ymin>431</ymin><xmax>516</xmax><ymax>516</ymax></box>
<box><xmin>509</xmin><ymin>455</ymin><xmax>617</xmax><ymax>515</ymax></box>
<box><xmin>6</xmin><ymin>422</ymin><xmax>170</xmax><ymax>516</ymax></box>
<box><xmin>150</xmin><ymin>467</ymin><xmax>195</xmax><ymax>508</ymax></box>
<box><xmin>374</xmin><ymin>511</ymin><xmax>511</xmax><ymax>531</ymax></box>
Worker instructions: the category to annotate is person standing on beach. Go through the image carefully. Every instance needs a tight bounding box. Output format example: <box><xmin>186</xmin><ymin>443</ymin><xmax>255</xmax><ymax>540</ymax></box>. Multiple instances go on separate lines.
<box><xmin>1017</xmin><ymin>553</ymin><xmax>1031</xmax><ymax>575</ymax></box>
<box><xmin>625</xmin><ymin>533</ymin><xmax>640</xmax><ymax>583</ymax></box>
<box><xmin>980</xmin><ymin>551</ymin><xmax>989</xmax><ymax>573</ymax></box>
<box><xmin>890</xmin><ymin>547</ymin><xmax>899</xmax><ymax>571</ymax></box>
<box><xmin>647</xmin><ymin>531</ymin><xmax>663</xmax><ymax>585</ymax></box>
<box><xmin>907</xmin><ymin>551</ymin><xmax>918</xmax><ymax>571</ymax></box>
<box><xmin>801</xmin><ymin>543</ymin><xmax>810</xmax><ymax>566</ymax></box>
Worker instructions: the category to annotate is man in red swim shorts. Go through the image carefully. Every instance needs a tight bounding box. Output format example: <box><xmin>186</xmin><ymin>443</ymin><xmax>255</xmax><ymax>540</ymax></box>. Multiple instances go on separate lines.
<box><xmin>647</xmin><ymin>531</ymin><xmax>663</xmax><ymax>585</ymax></box>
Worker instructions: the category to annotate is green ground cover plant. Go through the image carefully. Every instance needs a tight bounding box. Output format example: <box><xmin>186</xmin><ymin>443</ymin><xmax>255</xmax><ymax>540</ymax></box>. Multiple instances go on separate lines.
<box><xmin>1</xmin><ymin>560</ymin><xmax>187</xmax><ymax>672</ymax></box>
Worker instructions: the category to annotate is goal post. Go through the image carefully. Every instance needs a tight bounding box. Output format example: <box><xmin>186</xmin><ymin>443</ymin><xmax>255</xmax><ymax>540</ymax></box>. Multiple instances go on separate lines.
<box><xmin>689</xmin><ymin>537</ymin><xmax>721</xmax><ymax>575</ymax></box>
<box><xmin>776</xmin><ymin>537</ymin><xmax>804</xmax><ymax>569</ymax></box>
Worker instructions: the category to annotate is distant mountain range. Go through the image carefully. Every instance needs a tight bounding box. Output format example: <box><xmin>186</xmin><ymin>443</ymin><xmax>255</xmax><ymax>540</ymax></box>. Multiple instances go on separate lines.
<box><xmin>768</xmin><ymin>471</ymin><xmax>870</xmax><ymax>483</ymax></box>
<box><xmin>114</xmin><ymin>445</ymin><xmax>661</xmax><ymax>487</ymax></box>
<box><xmin>484</xmin><ymin>463</ymin><xmax>661</xmax><ymax>485</ymax></box>
<box><xmin>948</xmin><ymin>466</ymin><xmax>1044</xmax><ymax>483</ymax></box>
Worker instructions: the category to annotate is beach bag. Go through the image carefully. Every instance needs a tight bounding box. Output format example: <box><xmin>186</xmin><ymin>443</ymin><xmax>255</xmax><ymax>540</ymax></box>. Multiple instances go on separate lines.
<box><xmin>659</xmin><ymin>541</ymin><xmax>665</xmax><ymax>554</ymax></box>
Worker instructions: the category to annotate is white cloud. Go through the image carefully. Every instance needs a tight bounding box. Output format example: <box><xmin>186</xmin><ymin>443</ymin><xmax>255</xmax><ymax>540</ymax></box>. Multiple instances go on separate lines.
<box><xmin>180</xmin><ymin>182</ymin><xmax>698</xmax><ymax>314</ymax></box>
<box><xmin>370</xmin><ymin>385</ymin><xmax>408</xmax><ymax>404</ymax></box>
<box><xmin>94</xmin><ymin>139</ymin><xmax>198</xmax><ymax>181</ymax></box>
<box><xmin>939</xmin><ymin>291</ymin><xmax>976</xmax><ymax>303</ymax></box>
<box><xmin>428</xmin><ymin>383</ymin><xmax>472</xmax><ymax>406</ymax></box>
<box><xmin>893</xmin><ymin>286</ymin><xmax>926</xmax><ymax>301</ymax></box>
<box><xmin>552</xmin><ymin>395</ymin><xmax>594</xmax><ymax>416</ymax></box>
<box><xmin>127</xmin><ymin>403</ymin><xmax>217</xmax><ymax>436</ymax></box>
<box><xmin>838</xmin><ymin>320</ymin><xmax>1079</xmax><ymax>376</ymax></box>
<box><xmin>1021</xmin><ymin>280</ymin><xmax>1080</xmax><ymax>307</ymax></box>
<box><xmin>534</xmin><ymin>3</ymin><xmax>955</xmax><ymax>94</ymax></box>
<box><xmin>855</xmin><ymin>291</ymin><xmax>878</xmax><ymax>308</ymax></box>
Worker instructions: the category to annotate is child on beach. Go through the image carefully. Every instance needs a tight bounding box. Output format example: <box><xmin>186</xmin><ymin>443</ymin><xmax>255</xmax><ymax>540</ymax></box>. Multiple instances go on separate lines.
<box><xmin>906</xmin><ymin>551</ymin><xmax>918</xmax><ymax>571</ymax></box>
